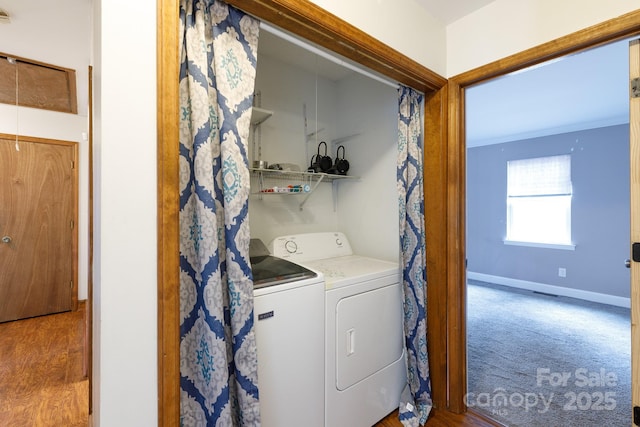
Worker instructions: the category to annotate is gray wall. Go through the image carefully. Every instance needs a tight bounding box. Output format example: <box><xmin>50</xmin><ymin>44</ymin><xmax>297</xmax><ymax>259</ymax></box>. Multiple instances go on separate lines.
<box><xmin>466</xmin><ymin>124</ymin><xmax>630</xmax><ymax>298</ymax></box>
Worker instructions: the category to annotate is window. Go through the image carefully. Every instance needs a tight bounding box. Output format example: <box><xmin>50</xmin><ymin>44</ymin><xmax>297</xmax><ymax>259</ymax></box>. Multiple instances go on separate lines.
<box><xmin>0</xmin><ymin>52</ymin><xmax>77</xmax><ymax>114</ymax></box>
<box><xmin>506</xmin><ymin>154</ymin><xmax>573</xmax><ymax>247</ymax></box>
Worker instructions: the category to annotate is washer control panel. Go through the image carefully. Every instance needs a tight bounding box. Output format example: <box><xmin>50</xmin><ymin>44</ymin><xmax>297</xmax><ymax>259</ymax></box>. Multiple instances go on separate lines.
<box><xmin>270</xmin><ymin>232</ymin><xmax>353</xmax><ymax>262</ymax></box>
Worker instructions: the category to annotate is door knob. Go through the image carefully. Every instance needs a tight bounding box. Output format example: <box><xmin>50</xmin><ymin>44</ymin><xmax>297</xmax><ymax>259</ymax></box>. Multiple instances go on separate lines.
<box><xmin>1</xmin><ymin>236</ymin><xmax>11</xmax><ymax>244</ymax></box>
<box><xmin>626</xmin><ymin>259</ymin><xmax>631</xmax><ymax>268</ymax></box>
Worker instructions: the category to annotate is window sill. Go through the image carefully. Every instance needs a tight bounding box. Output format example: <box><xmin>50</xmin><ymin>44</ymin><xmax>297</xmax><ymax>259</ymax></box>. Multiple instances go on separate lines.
<box><xmin>503</xmin><ymin>240</ymin><xmax>576</xmax><ymax>251</ymax></box>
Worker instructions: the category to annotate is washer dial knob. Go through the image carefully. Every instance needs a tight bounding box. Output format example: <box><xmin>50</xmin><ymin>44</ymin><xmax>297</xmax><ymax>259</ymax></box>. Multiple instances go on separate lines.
<box><xmin>284</xmin><ymin>240</ymin><xmax>298</xmax><ymax>253</ymax></box>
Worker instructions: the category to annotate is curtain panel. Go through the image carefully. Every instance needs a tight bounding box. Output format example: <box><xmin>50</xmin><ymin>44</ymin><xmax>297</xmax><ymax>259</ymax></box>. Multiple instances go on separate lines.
<box><xmin>178</xmin><ymin>1</ymin><xmax>261</xmax><ymax>425</ymax></box>
<box><xmin>397</xmin><ymin>85</ymin><xmax>433</xmax><ymax>426</ymax></box>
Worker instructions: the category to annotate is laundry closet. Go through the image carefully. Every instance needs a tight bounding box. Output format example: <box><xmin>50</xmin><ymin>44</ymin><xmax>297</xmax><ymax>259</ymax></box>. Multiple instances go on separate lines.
<box><xmin>248</xmin><ymin>26</ymin><xmax>400</xmax><ymax>261</ymax></box>
<box><xmin>248</xmin><ymin>24</ymin><xmax>410</xmax><ymax>427</ymax></box>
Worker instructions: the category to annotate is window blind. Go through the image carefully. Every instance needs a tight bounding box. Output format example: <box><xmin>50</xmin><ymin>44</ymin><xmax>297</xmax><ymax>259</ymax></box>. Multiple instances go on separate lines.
<box><xmin>507</xmin><ymin>154</ymin><xmax>572</xmax><ymax>197</ymax></box>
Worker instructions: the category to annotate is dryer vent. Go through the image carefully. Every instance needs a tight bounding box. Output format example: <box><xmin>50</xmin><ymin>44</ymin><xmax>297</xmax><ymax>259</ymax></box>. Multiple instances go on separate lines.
<box><xmin>0</xmin><ymin>8</ymin><xmax>11</xmax><ymax>24</ymax></box>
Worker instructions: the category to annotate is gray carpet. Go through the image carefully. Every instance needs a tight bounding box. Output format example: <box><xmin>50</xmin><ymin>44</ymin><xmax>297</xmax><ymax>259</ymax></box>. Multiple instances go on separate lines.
<box><xmin>467</xmin><ymin>280</ymin><xmax>631</xmax><ymax>427</ymax></box>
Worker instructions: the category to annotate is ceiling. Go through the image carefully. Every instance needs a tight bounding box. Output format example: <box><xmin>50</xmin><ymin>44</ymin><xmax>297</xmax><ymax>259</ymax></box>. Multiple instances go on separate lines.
<box><xmin>259</xmin><ymin>2</ymin><xmax>630</xmax><ymax>148</ymax></box>
<box><xmin>258</xmin><ymin>26</ymin><xmax>356</xmax><ymax>82</ymax></box>
<box><xmin>416</xmin><ymin>0</ymin><xmax>496</xmax><ymax>24</ymax></box>
<box><xmin>466</xmin><ymin>39</ymin><xmax>630</xmax><ymax>147</ymax></box>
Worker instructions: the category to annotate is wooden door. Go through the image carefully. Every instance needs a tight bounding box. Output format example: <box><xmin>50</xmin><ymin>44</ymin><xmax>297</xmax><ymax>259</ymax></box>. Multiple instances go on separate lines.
<box><xmin>0</xmin><ymin>135</ymin><xmax>77</xmax><ymax>322</ymax></box>
<box><xmin>630</xmin><ymin>39</ymin><xmax>640</xmax><ymax>425</ymax></box>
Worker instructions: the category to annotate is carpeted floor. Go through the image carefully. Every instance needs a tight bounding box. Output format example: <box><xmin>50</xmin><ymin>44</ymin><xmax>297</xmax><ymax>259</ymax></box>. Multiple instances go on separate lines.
<box><xmin>467</xmin><ymin>280</ymin><xmax>631</xmax><ymax>427</ymax></box>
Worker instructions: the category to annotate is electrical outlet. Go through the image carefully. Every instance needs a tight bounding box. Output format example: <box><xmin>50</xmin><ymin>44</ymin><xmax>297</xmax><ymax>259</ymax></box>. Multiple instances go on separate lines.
<box><xmin>558</xmin><ymin>268</ymin><xmax>566</xmax><ymax>278</ymax></box>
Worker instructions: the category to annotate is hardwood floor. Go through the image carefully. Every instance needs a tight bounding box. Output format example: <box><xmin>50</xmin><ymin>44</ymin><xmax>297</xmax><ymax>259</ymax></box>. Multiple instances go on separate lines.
<box><xmin>0</xmin><ymin>303</ymin><xmax>89</xmax><ymax>427</ymax></box>
<box><xmin>375</xmin><ymin>408</ymin><xmax>502</xmax><ymax>427</ymax></box>
<box><xmin>0</xmin><ymin>301</ymin><xmax>500</xmax><ymax>427</ymax></box>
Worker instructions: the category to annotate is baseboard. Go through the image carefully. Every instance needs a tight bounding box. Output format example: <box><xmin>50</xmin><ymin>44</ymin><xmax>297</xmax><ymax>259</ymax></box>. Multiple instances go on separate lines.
<box><xmin>467</xmin><ymin>272</ymin><xmax>630</xmax><ymax>308</ymax></box>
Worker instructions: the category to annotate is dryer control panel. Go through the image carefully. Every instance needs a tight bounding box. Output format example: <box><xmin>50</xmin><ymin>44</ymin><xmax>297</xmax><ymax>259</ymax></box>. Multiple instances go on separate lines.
<box><xmin>270</xmin><ymin>232</ymin><xmax>353</xmax><ymax>262</ymax></box>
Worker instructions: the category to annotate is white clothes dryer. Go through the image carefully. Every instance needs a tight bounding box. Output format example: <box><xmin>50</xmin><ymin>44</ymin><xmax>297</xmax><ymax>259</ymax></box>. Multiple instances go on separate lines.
<box><xmin>271</xmin><ymin>232</ymin><xmax>406</xmax><ymax>427</ymax></box>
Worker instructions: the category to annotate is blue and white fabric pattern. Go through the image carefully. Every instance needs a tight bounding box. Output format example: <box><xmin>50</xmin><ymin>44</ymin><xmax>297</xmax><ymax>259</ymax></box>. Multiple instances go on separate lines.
<box><xmin>397</xmin><ymin>85</ymin><xmax>432</xmax><ymax>426</ymax></box>
<box><xmin>179</xmin><ymin>1</ymin><xmax>261</xmax><ymax>425</ymax></box>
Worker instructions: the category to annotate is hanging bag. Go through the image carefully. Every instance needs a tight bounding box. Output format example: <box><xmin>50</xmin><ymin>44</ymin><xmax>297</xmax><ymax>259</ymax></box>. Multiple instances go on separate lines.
<box><xmin>308</xmin><ymin>153</ymin><xmax>319</xmax><ymax>172</ymax></box>
<box><xmin>311</xmin><ymin>141</ymin><xmax>332</xmax><ymax>172</ymax></box>
<box><xmin>334</xmin><ymin>145</ymin><xmax>349</xmax><ymax>175</ymax></box>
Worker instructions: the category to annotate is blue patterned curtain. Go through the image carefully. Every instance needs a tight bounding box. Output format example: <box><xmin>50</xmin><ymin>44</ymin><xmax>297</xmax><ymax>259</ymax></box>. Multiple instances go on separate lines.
<box><xmin>397</xmin><ymin>85</ymin><xmax>433</xmax><ymax>426</ymax></box>
<box><xmin>178</xmin><ymin>1</ymin><xmax>261</xmax><ymax>425</ymax></box>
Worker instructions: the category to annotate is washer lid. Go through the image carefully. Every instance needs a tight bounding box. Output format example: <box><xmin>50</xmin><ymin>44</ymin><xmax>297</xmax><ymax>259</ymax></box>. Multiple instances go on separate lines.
<box><xmin>250</xmin><ymin>255</ymin><xmax>317</xmax><ymax>289</ymax></box>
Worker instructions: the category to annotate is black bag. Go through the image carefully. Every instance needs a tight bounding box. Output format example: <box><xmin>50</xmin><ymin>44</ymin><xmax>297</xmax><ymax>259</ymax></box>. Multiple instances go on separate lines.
<box><xmin>309</xmin><ymin>141</ymin><xmax>332</xmax><ymax>172</ymax></box>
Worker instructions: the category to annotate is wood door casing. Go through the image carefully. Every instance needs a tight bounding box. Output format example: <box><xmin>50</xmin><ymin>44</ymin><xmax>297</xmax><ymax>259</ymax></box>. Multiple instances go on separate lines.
<box><xmin>449</xmin><ymin>10</ymin><xmax>640</xmax><ymax>416</ymax></box>
<box><xmin>0</xmin><ymin>134</ymin><xmax>78</xmax><ymax>323</ymax></box>
<box><xmin>630</xmin><ymin>38</ymin><xmax>640</xmax><ymax>425</ymax></box>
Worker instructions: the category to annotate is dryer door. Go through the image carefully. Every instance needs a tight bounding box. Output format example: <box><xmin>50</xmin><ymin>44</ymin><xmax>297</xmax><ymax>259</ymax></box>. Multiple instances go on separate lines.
<box><xmin>335</xmin><ymin>282</ymin><xmax>404</xmax><ymax>390</ymax></box>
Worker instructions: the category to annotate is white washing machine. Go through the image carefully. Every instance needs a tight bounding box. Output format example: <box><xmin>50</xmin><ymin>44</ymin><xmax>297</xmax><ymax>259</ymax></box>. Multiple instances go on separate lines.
<box><xmin>270</xmin><ymin>232</ymin><xmax>406</xmax><ymax>427</ymax></box>
<box><xmin>251</xmin><ymin>241</ymin><xmax>325</xmax><ymax>427</ymax></box>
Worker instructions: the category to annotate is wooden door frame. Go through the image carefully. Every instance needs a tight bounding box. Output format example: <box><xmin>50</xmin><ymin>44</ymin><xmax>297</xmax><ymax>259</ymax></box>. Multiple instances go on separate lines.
<box><xmin>446</xmin><ymin>9</ymin><xmax>640</xmax><ymax>413</ymax></box>
<box><xmin>87</xmin><ymin>64</ymin><xmax>94</xmax><ymax>413</ymax></box>
<box><xmin>630</xmin><ymin>38</ymin><xmax>640</xmax><ymax>426</ymax></box>
<box><xmin>156</xmin><ymin>0</ymin><xmax>449</xmax><ymax>425</ymax></box>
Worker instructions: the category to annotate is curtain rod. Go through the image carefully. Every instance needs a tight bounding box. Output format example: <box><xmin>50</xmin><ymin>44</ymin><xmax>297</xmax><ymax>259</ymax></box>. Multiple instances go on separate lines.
<box><xmin>259</xmin><ymin>22</ymin><xmax>399</xmax><ymax>90</ymax></box>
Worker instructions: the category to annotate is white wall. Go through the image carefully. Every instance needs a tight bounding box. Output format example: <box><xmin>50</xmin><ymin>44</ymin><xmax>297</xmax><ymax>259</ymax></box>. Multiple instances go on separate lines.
<box><xmin>0</xmin><ymin>0</ymin><xmax>91</xmax><ymax>300</ymax></box>
<box><xmin>447</xmin><ymin>0</ymin><xmax>640</xmax><ymax>76</ymax></box>
<box><xmin>251</xmin><ymin>49</ymin><xmax>399</xmax><ymax>262</ymax></box>
<box><xmin>335</xmin><ymin>73</ymin><xmax>399</xmax><ymax>262</ymax></box>
<box><xmin>92</xmin><ymin>0</ymin><xmax>158</xmax><ymax>425</ymax></box>
<box><xmin>309</xmin><ymin>0</ymin><xmax>447</xmax><ymax>76</ymax></box>
<box><xmin>250</xmin><ymin>53</ymin><xmax>340</xmax><ymax>244</ymax></box>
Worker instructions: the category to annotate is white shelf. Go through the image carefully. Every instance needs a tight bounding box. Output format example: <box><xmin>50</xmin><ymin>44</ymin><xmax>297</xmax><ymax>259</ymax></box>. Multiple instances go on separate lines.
<box><xmin>250</xmin><ymin>168</ymin><xmax>358</xmax><ymax>210</ymax></box>
<box><xmin>250</xmin><ymin>168</ymin><xmax>357</xmax><ymax>181</ymax></box>
<box><xmin>251</xmin><ymin>107</ymin><xmax>273</xmax><ymax>126</ymax></box>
